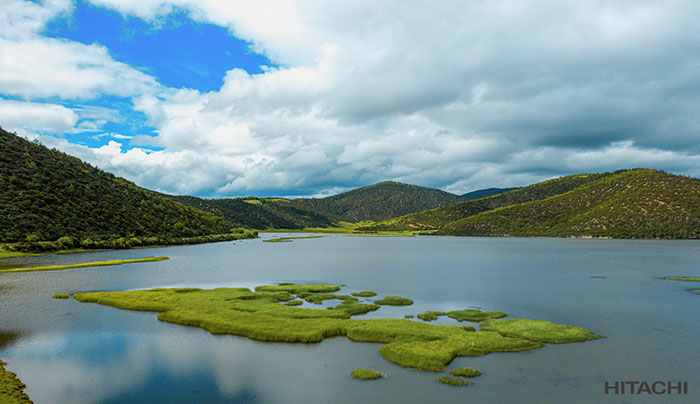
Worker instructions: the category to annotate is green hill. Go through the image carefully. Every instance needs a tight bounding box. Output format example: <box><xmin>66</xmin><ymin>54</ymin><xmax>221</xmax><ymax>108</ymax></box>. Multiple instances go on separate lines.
<box><xmin>439</xmin><ymin>169</ymin><xmax>700</xmax><ymax>238</ymax></box>
<box><xmin>170</xmin><ymin>181</ymin><xmax>461</xmax><ymax>229</ymax></box>
<box><xmin>0</xmin><ymin>128</ymin><xmax>255</xmax><ymax>252</ymax></box>
<box><xmin>460</xmin><ymin>187</ymin><xmax>518</xmax><ymax>200</ymax></box>
<box><xmin>290</xmin><ymin>181</ymin><xmax>460</xmax><ymax>222</ymax></box>
<box><xmin>361</xmin><ymin>173</ymin><xmax>606</xmax><ymax>232</ymax></box>
<box><xmin>168</xmin><ymin>195</ymin><xmax>335</xmax><ymax>230</ymax></box>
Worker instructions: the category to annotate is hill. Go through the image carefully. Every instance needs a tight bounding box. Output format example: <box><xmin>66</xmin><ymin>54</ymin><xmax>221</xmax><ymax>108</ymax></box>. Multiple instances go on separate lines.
<box><xmin>361</xmin><ymin>173</ymin><xmax>606</xmax><ymax>232</ymax></box>
<box><xmin>290</xmin><ymin>181</ymin><xmax>461</xmax><ymax>222</ymax></box>
<box><xmin>0</xmin><ymin>128</ymin><xmax>255</xmax><ymax>252</ymax></box>
<box><xmin>169</xmin><ymin>181</ymin><xmax>462</xmax><ymax>228</ymax></box>
<box><xmin>460</xmin><ymin>187</ymin><xmax>518</xmax><ymax>200</ymax></box>
<box><xmin>438</xmin><ymin>169</ymin><xmax>700</xmax><ymax>238</ymax></box>
<box><xmin>168</xmin><ymin>195</ymin><xmax>335</xmax><ymax>230</ymax></box>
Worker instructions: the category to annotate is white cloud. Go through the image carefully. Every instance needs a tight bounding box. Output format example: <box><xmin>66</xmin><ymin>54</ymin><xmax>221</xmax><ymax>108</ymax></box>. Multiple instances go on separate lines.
<box><xmin>0</xmin><ymin>99</ymin><xmax>78</xmax><ymax>133</ymax></box>
<box><xmin>0</xmin><ymin>0</ymin><xmax>160</xmax><ymax>101</ymax></box>
<box><xmin>6</xmin><ymin>0</ymin><xmax>700</xmax><ymax>196</ymax></box>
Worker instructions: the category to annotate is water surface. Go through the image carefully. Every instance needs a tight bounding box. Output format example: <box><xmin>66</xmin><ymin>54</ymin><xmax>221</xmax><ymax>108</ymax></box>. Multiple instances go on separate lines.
<box><xmin>1</xmin><ymin>234</ymin><xmax>699</xmax><ymax>403</ymax></box>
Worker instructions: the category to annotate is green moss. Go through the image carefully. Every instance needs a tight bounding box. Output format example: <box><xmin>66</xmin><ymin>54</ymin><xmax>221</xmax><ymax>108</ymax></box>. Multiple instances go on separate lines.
<box><xmin>375</xmin><ymin>296</ymin><xmax>414</xmax><ymax>306</ymax></box>
<box><xmin>351</xmin><ymin>291</ymin><xmax>377</xmax><ymax>297</ymax></box>
<box><xmin>437</xmin><ymin>376</ymin><xmax>471</xmax><ymax>386</ymax></box>
<box><xmin>284</xmin><ymin>300</ymin><xmax>303</xmax><ymax>306</ymax></box>
<box><xmin>73</xmin><ymin>285</ymin><xmax>600</xmax><ymax>372</ymax></box>
<box><xmin>351</xmin><ymin>368</ymin><xmax>384</xmax><ymax>380</ymax></box>
<box><xmin>480</xmin><ymin>319</ymin><xmax>601</xmax><ymax>343</ymax></box>
<box><xmin>255</xmin><ymin>284</ymin><xmax>341</xmax><ymax>294</ymax></box>
<box><xmin>661</xmin><ymin>276</ymin><xmax>700</xmax><ymax>281</ymax></box>
<box><xmin>263</xmin><ymin>236</ymin><xmax>327</xmax><ymax>243</ymax></box>
<box><xmin>450</xmin><ymin>367</ymin><xmax>482</xmax><ymax>378</ymax></box>
<box><xmin>0</xmin><ymin>256</ymin><xmax>169</xmax><ymax>274</ymax></box>
<box><xmin>417</xmin><ymin>311</ymin><xmax>447</xmax><ymax>321</ymax></box>
<box><xmin>0</xmin><ymin>359</ymin><xmax>32</xmax><ymax>404</ymax></box>
<box><xmin>447</xmin><ymin>309</ymin><xmax>508</xmax><ymax>322</ymax></box>
<box><xmin>52</xmin><ymin>293</ymin><xmax>69</xmax><ymax>299</ymax></box>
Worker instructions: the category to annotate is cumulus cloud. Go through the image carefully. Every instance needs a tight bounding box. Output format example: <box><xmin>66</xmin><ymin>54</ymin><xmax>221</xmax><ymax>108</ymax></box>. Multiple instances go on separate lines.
<box><xmin>0</xmin><ymin>99</ymin><xmax>78</xmax><ymax>133</ymax></box>
<box><xmin>5</xmin><ymin>0</ymin><xmax>700</xmax><ymax>196</ymax></box>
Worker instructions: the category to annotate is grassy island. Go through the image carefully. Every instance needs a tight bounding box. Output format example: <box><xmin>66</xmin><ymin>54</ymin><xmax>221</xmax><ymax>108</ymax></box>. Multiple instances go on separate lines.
<box><xmin>0</xmin><ymin>256</ymin><xmax>169</xmax><ymax>274</ymax></box>
<box><xmin>52</xmin><ymin>293</ymin><xmax>69</xmax><ymax>299</ymax></box>
<box><xmin>660</xmin><ymin>276</ymin><xmax>700</xmax><ymax>294</ymax></box>
<box><xmin>351</xmin><ymin>368</ymin><xmax>384</xmax><ymax>380</ymax></box>
<box><xmin>351</xmin><ymin>291</ymin><xmax>377</xmax><ymax>298</ymax></box>
<box><xmin>0</xmin><ymin>360</ymin><xmax>32</xmax><ymax>404</ymax></box>
<box><xmin>374</xmin><ymin>296</ymin><xmax>414</xmax><ymax>306</ymax></box>
<box><xmin>437</xmin><ymin>376</ymin><xmax>471</xmax><ymax>386</ymax></box>
<box><xmin>73</xmin><ymin>284</ymin><xmax>600</xmax><ymax>373</ymax></box>
<box><xmin>450</xmin><ymin>367</ymin><xmax>482</xmax><ymax>378</ymax></box>
<box><xmin>447</xmin><ymin>309</ymin><xmax>508</xmax><ymax>322</ymax></box>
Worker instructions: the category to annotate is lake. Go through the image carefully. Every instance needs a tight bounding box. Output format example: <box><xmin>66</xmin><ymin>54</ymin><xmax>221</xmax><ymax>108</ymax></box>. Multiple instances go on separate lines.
<box><xmin>1</xmin><ymin>234</ymin><xmax>699</xmax><ymax>403</ymax></box>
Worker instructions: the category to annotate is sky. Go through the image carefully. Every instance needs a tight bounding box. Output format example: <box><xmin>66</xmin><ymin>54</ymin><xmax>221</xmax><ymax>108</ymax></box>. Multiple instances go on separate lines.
<box><xmin>2</xmin><ymin>0</ymin><xmax>700</xmax><ymax>198</ymax></box>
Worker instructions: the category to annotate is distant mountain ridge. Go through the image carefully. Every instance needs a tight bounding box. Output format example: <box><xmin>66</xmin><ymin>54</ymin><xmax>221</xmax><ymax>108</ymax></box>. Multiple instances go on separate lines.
<box><xmin>169</xmin><ymin>181</ymin><xmax>465</xmax><ymax>228</ymax></box>
<box><xmin>362</xmin><ymin>173</ymin><xmax>604</xmax><ymax>232</ymax></box>
<box><xmin>362</xmin><ymin>169</ymin><xmax>700</xmax><ymax>239</ymax></box>
<box><xmin>0</xmin><ymin>128</ymin><xmax>255</xmax><ymax>251</ymax></box>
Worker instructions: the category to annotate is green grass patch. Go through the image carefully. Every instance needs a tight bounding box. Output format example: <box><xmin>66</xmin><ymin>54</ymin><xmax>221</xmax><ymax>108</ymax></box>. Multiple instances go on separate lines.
<box><xmin>284</xmin><ymin>300</ymin><xmax>303</xmax><ymax>306</ymax></box>
<box><xmin>351</xmin><ymin>291</ymin><xmax>377</xmax><ymax>297</ymax></box>
<box><xmin>0</xmin><ymin>360</ymin><xmax>32</xmax><ymax>404</ymax></box>
<box><xmin>0</xmin><ymin>250</ymin><xmax>38</xmax><ymax>259</ymax></box>
<box><xmin>450</xmin><ymin>367</ymin><xmax>482</xmax><ymax>378</ymax></box>
<box><xmin>404</xmin><ymin>314</ymin><xmax>414</xmax><ymax>319</ymax></box>
<box><xmin>417</xmin><ymin>311</ymin><xmax>447</xmax><ymax>321</ymax></box>
<box><xmin>0</xmin><ymin>256</ymin><xmax>169</xmax><ymax>273</ymax></box>
<box><xmin>263</xmin><ymin>235</ymin><xmax>327</xmax><ymax>243</ymax></box>
<box><xmin>242</xmin><ymin>199</ymin><xmax>262</xmax><ymax>205</ymax></box>
<box><xmin>480</xmin><ymin>319</ymin><xmax>601</xmax><ymax>343</ymax></box>
<box><xmin>73</xmin><ymin>285</ymin><xmax>600</xmax><ymax>372</ymax></box>
<box><xmin>52</xmin><ymin>293</ymin><xmax>69</xmax><ymax>299</ymax></box>
<box><xmin>351</xmin><ymin>368</ymin><xmax>384</xmax><ymax>380</ymax></box>
<box><xmin>437</xmin><ymin>376</ymin><xmax>471</xmax><ymax>386</ymax></box>
<box><xmin>447</xmin><ymin>309</ymin><xmax>508</xmax><ymax>322</ymax></box>
<box><xmin>375</xmin><ymin>296</ymin><xmax>414</xmax><ymax>306</ymax></box>
<box><xmin>661</xmin><ymin>276</ymin><xmax>700</xmax><ymax>281</ymax></box>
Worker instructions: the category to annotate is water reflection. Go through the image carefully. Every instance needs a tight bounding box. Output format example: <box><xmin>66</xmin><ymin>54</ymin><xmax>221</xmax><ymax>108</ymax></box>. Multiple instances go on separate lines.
<box><xmin>1</xmin><ymin>236</ymin><xmax>700</xmax><ymax>403</ymax></box>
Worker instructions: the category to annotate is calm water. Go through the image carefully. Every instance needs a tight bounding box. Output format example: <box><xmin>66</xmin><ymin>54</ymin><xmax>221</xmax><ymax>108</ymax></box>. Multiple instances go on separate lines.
<box><xmin>1</xmin><ymin>234</ymin><xmax>699</xmax><ymax>403</ymax></box>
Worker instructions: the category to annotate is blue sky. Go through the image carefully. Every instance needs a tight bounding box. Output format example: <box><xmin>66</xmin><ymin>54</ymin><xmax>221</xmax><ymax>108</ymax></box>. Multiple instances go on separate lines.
<box><xmin>2</xmin><ymin>1</ymin><xmax>700</xmax><ymax>197</ymax></box>
<box><xmin>33</xmin><ymin>0</ymin><xmax>272</xmax><ymax>151</ymax></box>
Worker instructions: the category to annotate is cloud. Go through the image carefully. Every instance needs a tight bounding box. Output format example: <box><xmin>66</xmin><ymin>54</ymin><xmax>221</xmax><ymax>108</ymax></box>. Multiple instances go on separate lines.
<box><xmin>6</xmin><ymin>0</ymin><xmax>700</xmax><ymax>196</ymax></box>
<box><xmin>0</xmin><ymin>99</ymin><xmax>78</xmax><ymax>133</ymax></box>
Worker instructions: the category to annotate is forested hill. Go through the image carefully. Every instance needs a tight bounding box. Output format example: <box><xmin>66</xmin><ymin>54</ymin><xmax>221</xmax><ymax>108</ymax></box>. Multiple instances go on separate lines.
<box><xmin>0</xmin><ymin>128</ymin><xmax>253</xmax><ymax>251</ymax></box>
<box><xmin>291</xmin><ymin>181</ymin><xmax>461</xmax><ymax>222</ymax></box>
<box><xmin>461</xmin><ymin>187</ymin><xmax>518</xmax><ymax>200</ymax></box>
<box><xmin>169</xmin><ymin>181</ymin><xmax>463</xmax><ymax>228</ymax></box>
<box><xmin>168</xmin><ymin>195</ymin><xmax>335</xmax><ymax>230</ymax></box>
<box><xmin>439</xmin><ymin>169</ymin><xmax>700</xmax><ymax>238</ymax></box>
<box><xmin>361</xmin><ymin>173</ymin><xmax>606</xmax><ymax>232</ymax></box>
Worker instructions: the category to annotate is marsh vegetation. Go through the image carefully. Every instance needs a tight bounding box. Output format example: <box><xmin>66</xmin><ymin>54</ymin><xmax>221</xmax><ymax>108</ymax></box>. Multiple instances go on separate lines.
<box><xmin>351</xmin><ymin>368</ymin><xmax>384</xmax><ymax>380</ymax></box>
<box><xmin>0</xmin><ymin>256</ymin><xmax>169</xmax><ymax>274</ymax></box>
<box><xmin>73</xmin><ymin>284</ymin><xmax>600</xmax><ymax>376</ymax></box>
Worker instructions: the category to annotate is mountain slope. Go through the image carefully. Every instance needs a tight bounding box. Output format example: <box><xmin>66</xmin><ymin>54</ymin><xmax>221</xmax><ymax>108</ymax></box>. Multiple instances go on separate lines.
<box><xmin>169</xmin><ymin>195</ymin><xmax>335</xmax><ymax>229</ymax></box>
<box><xmin>0</xmin><ymin>128</ymin><xmax>253</xmax><ymax>250</ymax></box>
<box><xmin>438</xmin><ymin>169</ymin><xmax>700</xmax><ymax>238</ymax></box>
<box><xmin>291</xmin><ymin>181</ymin><xmax>461</xmax><ymax>222</ymax></box>
<box><xmin>361</xmin><ymin>173</ymin><xmax>606</xmax><ymax>231</ymax></box>
<box><xmin>460</xmin><ymin>187</ymin><xmax>518</xmax><ymax>200</ymax></box>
